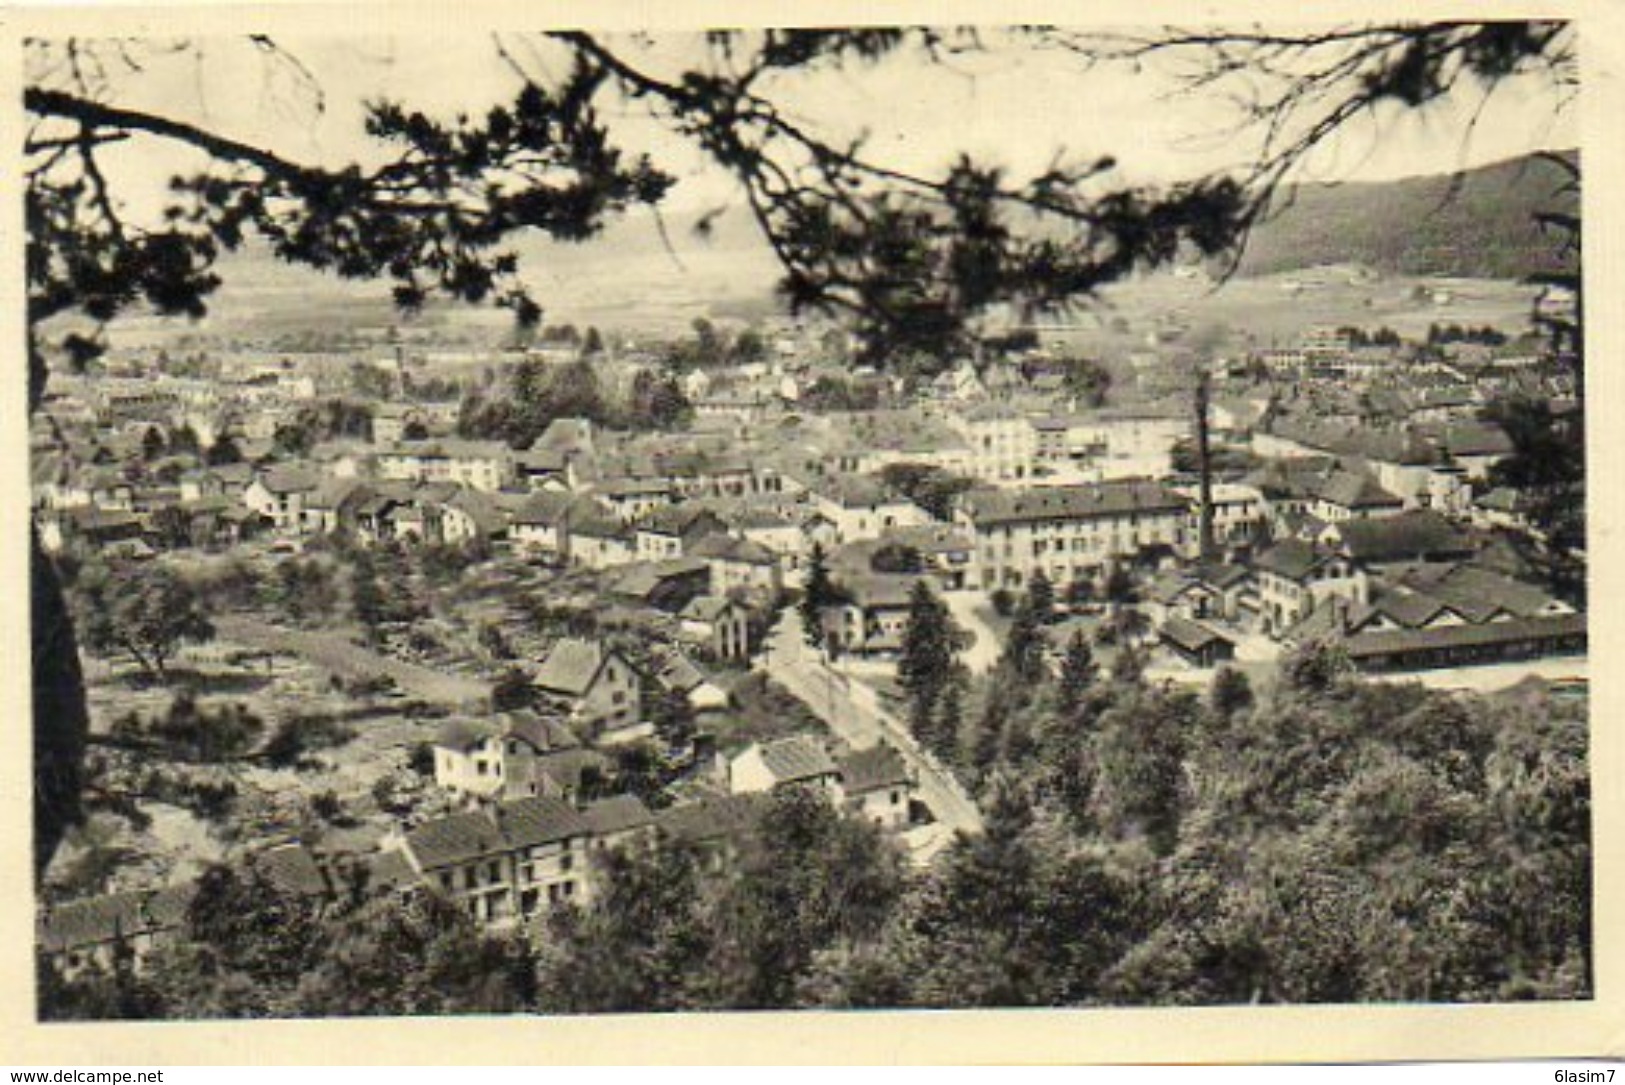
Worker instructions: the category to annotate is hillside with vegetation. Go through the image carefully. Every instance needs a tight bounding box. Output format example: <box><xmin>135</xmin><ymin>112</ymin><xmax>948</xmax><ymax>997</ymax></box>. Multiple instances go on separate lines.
<box><xmin>1238</xmin><ymin>151</ymin><xmax>1578</xmax><ymax>280</ymax></box>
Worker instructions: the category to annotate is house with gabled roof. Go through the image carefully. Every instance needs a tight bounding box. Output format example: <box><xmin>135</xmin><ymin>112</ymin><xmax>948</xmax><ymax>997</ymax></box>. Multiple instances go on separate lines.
<box><xmin>375</xmin><ymin>438</ymin><xmax>514</xmax><ymax>492</ymax></box>
<box><xmin>656</xmin><ymin>794</ymin><xmax>769</xmax><ymax>873</ymax></box>
<box><xmin>1251</xmin><ymin>538</ymin><xmax>1368</xmax><ymax>637</ymax></box>
<box><xmin>592</xmin><ymin>475</ymin><xmax>676</xmax><ymax>523</ymax></box>
<box><xmin>37</xmin><ymin>883</ymin><xmax>196</xmax><ymax>978</ymax></box>
<box><xmin>533</xmin><ymin>638</ymin><xmax>642</xmax><ymax>737</ymax></box>
<box><xmin>1318</xmin><ymin>510</ymin><xmax>1477</xmax><ymax>570</ymax></box>
<box><xmin>397</xmin><ymin>793</ymin><xmax>594</xmax><ymax>926</ymax></box>
<box><xmin>648</xmin><ymin>646</ymin><xmax>731</xmax><ymax>714</ymax></box>
<box><xmin>180</xmin><ymin>462</ymin><xmax>255</xmax><ymax>503</ymax></box>
<box><xmin>535</xmin><ymin>417</ymin><xmax>597</xmax><ymax>460</ymax></box>
<box><xmin>301</xmin><ymin>476</ymin><xmax>366</xmax><ymax>536</ymax></box>
<box><xmin>1159</xmin><ymin>615</ymin><xmax>1238</xmax><ymax>668</ymax></box>
<box><xmin>1420</xmin><ymin>420</ymin><xmax>1516</xmax><ymax>482</ymax></box>
<box><xmin>730</xmin><ymin>505</ymin><xmax>807</xmax><ymax>567</ymax></box>
<box><xmin>432</xmin><ymin>710</ymin><xmax>591</xmax><ymax>804</ymax></box>
<box><xmin>441</xmin><ymin>488</ymin><xmax>511</xmax><ymax>547</ymax></box>
<box><xmin>580</xmin><ymin>794</ymin><xmax>656</xmax><ymax>853</ymax></box>
<box><xmin>619</xmin><ymin>564</ymin><xmax>711</xmax><ymax>622</ymax></box>
<box><xmin>75</xmin><ymin>466</ymin><xmax>136</xmax><ymax>512</ymax></box>
<box><xmin>810</xmin><ymin>474</ymin><xmax>930</xmax><ymax>543</ymax></box>
<box><xmin>37</xmin><ymin>842</ymin><xmax>331</xmax><ymax>978</ymax></box>
<box><xmin>243</xmin><ymin>464</ymin><xmax>321</xmax><ymax>534</ymax></box>
<box><xmin>512</xmin><ymin>447</ymin><xmax>575</xmax><ymax>492</ymax></box>
<box><xmin>957</xmin><ymin>480</ymin><xmax>1193</xmax><ymax>592</ymax></box>
<box><xmin>728</xmin><ymin>734</ymin><xmax>841</xmax><ymax>797</ymax></box>
<box><xmin>495</xmin><ymin>796</ymin><xmax>595</xmax><ymax>916</ymax></box>
<box><xmin>690</xmin><ymin>532</ymin><xmax>783</xmax><ymax>596</ymax></box>
<box><xmin>38</xmin><ymin>505</ymin><xmax>147</xmax><ymax>554</ymax></box>
<box><xmin>509</xmin><ymin>490</ymin><xmax>587</xmax><ymax>560</ymax></box>
<box><xmin>837</xmin><ymin>744</ymin><xmax>915</xmax><ymax>830</ymax></box>
<box><xmin>568</xmin><ymin>513</ymin><xmax>638</xmax><ymax>569</ymax></box>
<box><xmin>1245</xmin><ymin>457</ymin><xmax>1339</xmax><ymax>530</ymax></box>
<box><xmin>679</xmin><ymin>594</ymin><xmax>751</xmax><ymax>661</ymax></box>
<box><xmin>633</xmin><ymin>504</ymin><xmax>730</xmax><ymax>561</ymax></box>
<box><xmin>1311</xmin><ymin>469</ymin><xmax>1404</xmax><ymax>523</ymax></box>
<box><xmin>1147</xmin><ymin>564</ymin><xmax>1251</xmax><ymax>626</ymax></box>
<box><xmin>872</xmin><ymin>523</ymin><xmax>978</xmax><ymax>590</ymax></box>
<box><xmin>822</xmin><ymin>573</ymin><xmax>930</xmax><ymax>657</ymax></box>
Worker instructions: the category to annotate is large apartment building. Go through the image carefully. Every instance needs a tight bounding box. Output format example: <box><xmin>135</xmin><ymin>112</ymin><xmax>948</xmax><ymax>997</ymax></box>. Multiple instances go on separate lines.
<box><xmin>956</xmin><ymin>480</ymin><xmax>1193</xmax><ymax>590</ymax></box>
<box><xmin>374</xmin><ymin>439</ymin><xmax>514</xmax><ymax>492</ymax></box>
<box><xmin>397</xmin><ymin>794</ymin><xmax>655</xmax><ymax>927</ymax></box>
<box><xmin>949</xmin><ymin>403</ymin><xmax>1039</xmax><ymax>482</ymax></box>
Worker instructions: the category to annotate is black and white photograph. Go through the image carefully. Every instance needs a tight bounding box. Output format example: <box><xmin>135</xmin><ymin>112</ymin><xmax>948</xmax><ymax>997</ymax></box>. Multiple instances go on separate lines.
<box><xmin>14</xmin><ymin>8</ymin><xmax>1607</xmax><ymax>1053</ymax></box>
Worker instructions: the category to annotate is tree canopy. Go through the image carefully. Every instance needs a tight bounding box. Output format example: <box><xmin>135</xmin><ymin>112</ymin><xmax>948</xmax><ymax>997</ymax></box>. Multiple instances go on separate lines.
<box><xmin>31</xmin><ymin>24</ymin><xmax>1570</xmax><ymax>386</ymax></box>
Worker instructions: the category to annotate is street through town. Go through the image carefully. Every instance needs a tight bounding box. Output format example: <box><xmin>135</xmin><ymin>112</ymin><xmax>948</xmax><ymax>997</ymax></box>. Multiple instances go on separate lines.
<box><xmin>763</xmin><ymin>613</ymin><xmax>984</xmax><ymax>837</ymax></box>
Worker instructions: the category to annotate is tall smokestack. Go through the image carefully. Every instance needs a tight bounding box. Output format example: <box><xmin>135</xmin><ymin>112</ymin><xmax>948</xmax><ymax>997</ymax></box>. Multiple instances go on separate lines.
<box><xmin>1195</xmin><ymin>364</ymin><xmax>1215</xmax><ymax>562</ymax></box>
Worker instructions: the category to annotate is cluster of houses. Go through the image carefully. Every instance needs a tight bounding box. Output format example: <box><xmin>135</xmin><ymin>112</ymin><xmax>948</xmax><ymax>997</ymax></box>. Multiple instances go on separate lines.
<box><xmin>1143</xmin><ymin>506</ymin><xmax>1582</xmax><ymax>671</ymax></box>
<box><xmin>1249</xmin><ymin>323</ymin><xmax>1560</xmax><ymax>388</ymax></box>
<box><xmin>34</xmin><ymin>316</ymin><xmax>1587</xmax><ymax>976</ymax></box>
<box><xmin>37</xmin><ymin>343</ymin><xmax>1581</xmax><ymax>679</ymax></box>
<box><xmin>40</xmin><ymin>728</ymin><xmax>920</xmax><ymax>972</ymax></box>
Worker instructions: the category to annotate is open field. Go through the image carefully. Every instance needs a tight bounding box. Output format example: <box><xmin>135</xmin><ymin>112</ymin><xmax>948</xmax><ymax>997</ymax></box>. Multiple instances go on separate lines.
<box><xmin>213</xmin><ymin>614</ymin><xmax>492</xmax><ymax>706</ymax></box>
<box><xmin>103</xmin><ymin>215</ymin><xmax>1538</xmax><ymax>353</ymax></box>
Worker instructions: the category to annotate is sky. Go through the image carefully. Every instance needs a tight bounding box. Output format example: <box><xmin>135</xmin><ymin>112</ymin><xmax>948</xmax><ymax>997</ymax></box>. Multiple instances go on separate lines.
<box><xmin>47</xmin><ymin>28</ymin><xmax>1578</xmax><ymax>218</ymax></box>
<box><xmin>28</xmin><ymin>28</ymin><xmax>1579</xmax><ymax>330</ymax></box>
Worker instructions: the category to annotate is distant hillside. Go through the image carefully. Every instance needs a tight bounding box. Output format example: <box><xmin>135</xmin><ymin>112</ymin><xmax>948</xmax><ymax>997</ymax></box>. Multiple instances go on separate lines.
<box><xmin>186</xmin><ymin>152</ymin><xmax>1576</xmax><ymax>342</ymax></box>
<box><xmin>1238</xmin><ymin>151</ymin><xmax>1578</xmax><ymax>280</ymax></box>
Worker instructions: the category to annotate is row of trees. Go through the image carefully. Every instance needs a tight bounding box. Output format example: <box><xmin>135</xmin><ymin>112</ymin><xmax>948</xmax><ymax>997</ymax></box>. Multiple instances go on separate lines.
<box><xmin>457</xmin><ymin>357</ymin><xmax>692</xmax><ymax>448</ymax></box>
<box><xmin>661</xmin><ymin>318</ymin><xmax>768</xmax><ymax>373</ymax></box>
<box><xmin>877</xmin><ymin>463</ymin><xmax>974</xmax><ymax>522</ymax></box>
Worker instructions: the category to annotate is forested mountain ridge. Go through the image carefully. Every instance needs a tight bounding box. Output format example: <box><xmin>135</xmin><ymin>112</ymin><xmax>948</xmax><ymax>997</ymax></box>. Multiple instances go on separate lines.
<box><xmin>1238</xmin><ymin>151</ymin><xmax>1579</xmax><ymax>279</ymax></box>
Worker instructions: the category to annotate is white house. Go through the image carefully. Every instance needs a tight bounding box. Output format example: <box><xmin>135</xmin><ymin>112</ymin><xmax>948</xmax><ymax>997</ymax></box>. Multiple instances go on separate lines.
<box><xmin>533</xmin><ymin>639</ymin><xmax>643</xmax><ymax>736</ymax></box>
<box><xmin>728</xmin><ymin>734</ymin><xmax>841</xmax><ymax>797</ymax></box>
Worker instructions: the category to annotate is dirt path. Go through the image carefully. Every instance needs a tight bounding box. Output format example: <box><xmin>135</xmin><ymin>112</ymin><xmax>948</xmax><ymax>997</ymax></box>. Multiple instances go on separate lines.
<box><xmin>214</xmin><ymin>615</ymin><xmax>491</xmax><ymax>707</ymax></box>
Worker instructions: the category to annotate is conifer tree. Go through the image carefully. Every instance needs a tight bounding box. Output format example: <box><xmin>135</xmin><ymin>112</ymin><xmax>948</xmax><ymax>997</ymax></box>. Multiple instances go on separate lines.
<box><xmin>898</xmin><ymin>580</ymin><xmax>956</xmax><ymax>750</ymax></box>
<box><xmin>1027</xmin><ymin>569</ymin><xmax>1056</xmax><ymax>625</ymax></box>
<box><xmin>1057</xmin><ymin>630</ymin><xmax>1098</xmax><ymax>718</ymax></box>
<box><xmin>799</xmin><ymin>544</ymin><xmax>836</xmax><ymax>653</ymax></box>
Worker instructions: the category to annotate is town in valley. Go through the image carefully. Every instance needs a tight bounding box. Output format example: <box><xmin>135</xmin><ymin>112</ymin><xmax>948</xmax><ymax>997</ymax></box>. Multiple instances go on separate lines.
<box><xmin>27</xmin><ymin>26</ymin><xmax>1590</xmax><ymax>1018</ymax></box>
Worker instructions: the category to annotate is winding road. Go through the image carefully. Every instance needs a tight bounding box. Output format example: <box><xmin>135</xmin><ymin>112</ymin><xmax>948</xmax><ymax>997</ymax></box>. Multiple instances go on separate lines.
<box><xmin>762</xmin><ymin>613</ymin><xmax>984</xmax><ymax>838</ymax></box>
